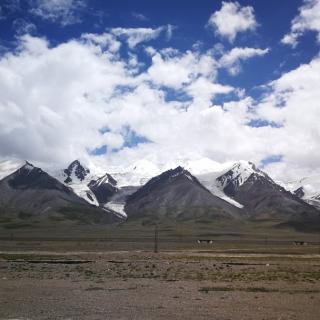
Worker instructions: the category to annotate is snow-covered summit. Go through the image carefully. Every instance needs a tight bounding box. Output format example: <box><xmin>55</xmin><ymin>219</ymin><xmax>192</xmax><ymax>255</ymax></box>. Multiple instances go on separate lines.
<box><xmin>52</xmin><ymin>160</ymin><xmax>99</xmax><ymax>206</ymax></box>
<box><xmin>193</xmin><ymin>160</ymin><xmax>275</xmax><ymax>209</ymax></box>
<box><xmin>284</xmin><ymin>175</ymin><xmax>320</xmax><ymax>198</ymax></box>
<box><xmin>216</xmin><ymin>160</ymin><xmax>270</xmax><ymax>189</ymax></box>
<box><xmin>283</xmin><ymin>175</ymin><xmax>320</xmax><ymax>209</ymax></box>
<box><xmin>106</xmin><ymin>157</ymin><xmax>231</xmax><ymax>187</ymax></box>
<box><xmin>52</xmin><ymin>160</ymin><xmax>121</xmax><ymax>209</ymax></box>
<box><xmin>107</xmin><ymin>159</ymin><xmax>161</xmax><ymax>187</ymax></box>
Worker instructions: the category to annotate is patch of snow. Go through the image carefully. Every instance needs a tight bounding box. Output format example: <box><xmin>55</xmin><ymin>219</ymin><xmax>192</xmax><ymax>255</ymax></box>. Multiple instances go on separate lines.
<box><xmin>70</xmin><ymin>183</ymin><xmax>99</xmax><ymax>206</ymax></box>
<box><xmin>197</xmin><ymin>171</ymin><xmax>244</xmax><ymax>208</ymax></box>
<box><xmin>104</xmin><ymin>202</ymin><xmax>127</xmax><ymax>218</ymax></box>
<box><xmin>102</xmin><ymin>207</ymin><xmax>126</xmax><ymax>220</ymax></box>
<box><xmin>108</xmin><ymin>159</ymin><xmax>161</xmax><ymax>187</ymax></box>
<box><xmin>184</xmin><ymin>172</ymin><xmax>194</xmax><ymax>181</ymax></box>
<box><xmin>182</xmin><ymin>157</ymin><xmax>233</xmax><ymax>175</ymax></box>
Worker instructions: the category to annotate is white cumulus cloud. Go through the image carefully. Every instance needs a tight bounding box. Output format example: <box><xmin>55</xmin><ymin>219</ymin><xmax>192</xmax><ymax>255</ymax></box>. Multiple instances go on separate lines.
<box><xmin>219</xmin><ymin>47</ymin><xmax>270</xmax><ymax>75</ymax></box>
<box><xmin>281</xmin><ymin>0</ymin><xmax>320</xmax><ymax>47</ymax></box>
<box><xmin>0</xmin><ymin>34</ymin><xmax>130</xmax><ymax>164</ymax></box>
<box><xmin>256</xmin><ymin>57</ymin><xmax>320</xmax><ymax>180</ymax></box>
<box><xmin>207</xmin><ymin>1</ymin><xmax>258</xmax><ymax>42</ymax></box>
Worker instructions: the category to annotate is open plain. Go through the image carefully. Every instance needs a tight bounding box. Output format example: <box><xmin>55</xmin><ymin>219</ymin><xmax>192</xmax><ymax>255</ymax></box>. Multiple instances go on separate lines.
<box><xmin>1</xmin><ymin>225</ymin><xmax>320</xmax><ymax>320</ymax></box>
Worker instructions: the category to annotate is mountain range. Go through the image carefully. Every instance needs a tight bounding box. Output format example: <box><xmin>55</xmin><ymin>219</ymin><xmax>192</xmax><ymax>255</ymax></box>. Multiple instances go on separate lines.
<box><xmin>0</xmin><ymin>158</ymin><xmax>319</xmax><ymax>230</ymax></box>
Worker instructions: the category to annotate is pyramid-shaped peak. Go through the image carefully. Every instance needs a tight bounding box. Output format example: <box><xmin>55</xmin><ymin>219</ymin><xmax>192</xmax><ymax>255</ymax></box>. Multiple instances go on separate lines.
<box><xmin>24</xmin><ymin>160</ymin><xmax>34</xmax><ymax>166</ymax></box>
<box><xmin>91</xmin><ymin>172</ymin><xmax>117</xmax><ymax>187</ymax></box>
<box><xmin>64</xmin><ymin>160</ymin><xmax>90</xmax><ymax>183</ymax></box>
<box><xmin>22</xmin><ymin>161</ymin><xmax>36</xmax><ymax>172</ymax></box>
<box><xmin>146</xmin><ymin>166</ymin><xmax>198</xmax><ymax>188</ymax></box>
<box><xmin>172</xmin><ymin>166</ymin><xmax>185</xmax><ymax>173</ymax></box>
<box><xmin>233</xmin><ymin>160</ymin><xmax>256</xmax><ymax>170</ymax></box>
<box><xmin>68</xmin><ymin>159</ymin><xmax>86</xmax><ymax>168</ymax></box>
<box><xmin>231</xmin><ymin>160</ymin><xmax>267</xmax><ymax>177</ymax></box>
<box><xmin>217</xmin><ymin>160</ymin><xmax>275</xmax><ymax>193</ymax></box>
<box><xmin>163</xmin><ymin>166</ymin><xmax>189</xmax><ymax>179</ymax></box>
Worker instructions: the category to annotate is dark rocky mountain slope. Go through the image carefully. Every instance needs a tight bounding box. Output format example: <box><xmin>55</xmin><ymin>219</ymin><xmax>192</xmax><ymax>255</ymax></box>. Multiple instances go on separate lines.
<box><xmin>216</xmin><ymin>162</ymin><xmax>319</xmax><ymax>221</ymax></box>
<box><xmin>0</xmin><ymin>162</ymin><xmax>121</xmax><ymax>225</ymax></box>
<box><xmin>125</xmin><ymin>166</ymin><xmax>243</xmax><ymax>220</ymax></box>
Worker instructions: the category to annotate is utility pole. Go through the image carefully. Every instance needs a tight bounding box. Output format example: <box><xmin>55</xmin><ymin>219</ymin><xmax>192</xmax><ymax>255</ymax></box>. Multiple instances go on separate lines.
<box><xmin>154</xmin><ymin>224</ymin><xmax>159</xmax><ymax>253</ymax></box>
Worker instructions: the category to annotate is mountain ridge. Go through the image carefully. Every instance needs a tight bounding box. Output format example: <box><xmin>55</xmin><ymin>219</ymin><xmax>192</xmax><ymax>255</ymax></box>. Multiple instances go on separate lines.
<box><xmin>0</xmin><ymin>158</ymin><xmax>319</xmax><ymax>230</ymax></box>
<box><xmin>125</xmin><ymin>166</ymin><xmax>244</xmax><ymax>220</ymax></box>
<box><xmin>0</xmin><ymin>161</ymin><xmax>123</xmax><ymax>225</ymax></box>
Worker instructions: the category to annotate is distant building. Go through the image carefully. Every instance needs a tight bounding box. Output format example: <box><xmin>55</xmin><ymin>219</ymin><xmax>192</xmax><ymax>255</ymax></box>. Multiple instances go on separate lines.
<box><xmin>293</xmin><ymin>241</ymin><xmax>307</xmax><ymax>246</ymax></box>
<box><xmin>197</xmin><ymin>239</ymin><xmax>213</xmax><ymax>244</ymax></box>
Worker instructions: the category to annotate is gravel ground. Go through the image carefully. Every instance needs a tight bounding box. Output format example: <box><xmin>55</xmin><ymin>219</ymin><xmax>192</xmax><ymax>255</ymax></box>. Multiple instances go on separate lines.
<box><xmin>0</xmin><ymin>250</ymin><xmax>320</xmax><ymax>320</ymax></box>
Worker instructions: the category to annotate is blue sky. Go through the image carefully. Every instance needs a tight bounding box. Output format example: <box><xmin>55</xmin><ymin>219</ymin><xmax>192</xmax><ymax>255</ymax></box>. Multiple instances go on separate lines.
<box><xmin>0</xmin><ymin>0</ymin><xmax>319</xmax><ymax>181</ymax></box>
<box><xmin>1</xmin><ymin>1</ymin><xmax>318</xmax><ymax>84</ymax></box>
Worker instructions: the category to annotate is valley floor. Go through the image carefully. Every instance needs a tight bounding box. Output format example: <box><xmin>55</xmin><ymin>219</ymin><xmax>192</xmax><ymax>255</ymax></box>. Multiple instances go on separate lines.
<box><xmin>0</xmin><ymin>244</ymin><xmax>320</xmax><ymax>320</ymax></box>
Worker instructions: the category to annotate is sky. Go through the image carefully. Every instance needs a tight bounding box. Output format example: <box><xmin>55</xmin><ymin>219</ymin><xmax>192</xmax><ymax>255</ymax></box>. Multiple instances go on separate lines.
<box><xmin>0</xmin><ymin>0</ymin><xmax>319</xmax><ymax>182</ymax></box>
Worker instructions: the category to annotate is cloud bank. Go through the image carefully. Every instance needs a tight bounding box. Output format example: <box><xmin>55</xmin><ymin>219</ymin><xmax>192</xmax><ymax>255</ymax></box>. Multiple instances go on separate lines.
<box><xmin>0</xmin><ymin>19</ymin><xmax>319</xmax><ymax>183</ymax></box>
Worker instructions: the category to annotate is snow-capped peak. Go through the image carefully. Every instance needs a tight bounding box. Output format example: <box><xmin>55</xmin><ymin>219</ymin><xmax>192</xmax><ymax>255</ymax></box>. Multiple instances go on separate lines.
<box><xmin>193</xmin><ymin>160</ymin><xmax>269</xmax><ymax>209</ymax></box>
<box><xmin>107</xmin><ymin>159</ymin><xmax>161</xmax><ymax>187</ymax></box>
<box><xmin>275</xmin><ymin>175</ymin><xmax>320</xmax><ymax>210</ymax></box>
<box><xmin>284</xmin><ymin>175</ymin><xmax>320</xmax><ymax>198</ymax></box>
<box><xmin>217</xmin><ymin>160</ymin><xmax>274</xmax><ymax>188</ymax></box>
<box><xmin>219</xmin><ymin>160</ymin><xmax>262</xmax><ymax>187</ymax></box>
<box><xmin>50</xmin><ymin>160</ymin><xmax>100</xmax><ymax>206</ymax></box>
<box><xmin>51</xmin><ymin>160</ymin><xmax>121</xmax><ymax>209</ymax></box>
